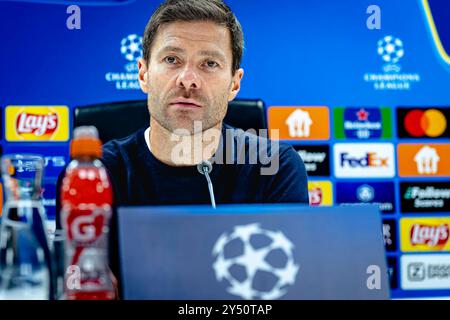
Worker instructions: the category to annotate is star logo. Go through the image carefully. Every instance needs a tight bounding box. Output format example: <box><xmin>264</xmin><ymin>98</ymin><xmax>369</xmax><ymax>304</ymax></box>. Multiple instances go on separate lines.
<box><xmin>357</xmin><ymin>108</ymin><xmax>369</xmax><ymax>121</ymax></box>
<box><xmin>212</xmin><ymin>223</ymin><xmax>300</xmax><ymax>300</ymax></box>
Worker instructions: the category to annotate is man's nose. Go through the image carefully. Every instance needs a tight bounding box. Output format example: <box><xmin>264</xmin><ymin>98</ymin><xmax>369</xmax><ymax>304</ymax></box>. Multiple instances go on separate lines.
<box><xmin>176</xmin><ymin>65</ymin><xmax>201</xmax><ymax>90</ymax></box>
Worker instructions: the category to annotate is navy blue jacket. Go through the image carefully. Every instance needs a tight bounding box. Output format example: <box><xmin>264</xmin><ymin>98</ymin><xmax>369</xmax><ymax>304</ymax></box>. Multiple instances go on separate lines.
<box><xmin>101</xmin><ymin>124</ymin><xmax>309</xmax><ymax>206</ymax></box>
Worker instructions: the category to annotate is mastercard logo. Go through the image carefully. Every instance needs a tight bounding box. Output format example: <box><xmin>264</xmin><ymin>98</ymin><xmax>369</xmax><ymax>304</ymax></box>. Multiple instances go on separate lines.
<box><xmin>403</xmin><ymin>109</ymin><xmax>448</xmax><ymax>138</ymax></box>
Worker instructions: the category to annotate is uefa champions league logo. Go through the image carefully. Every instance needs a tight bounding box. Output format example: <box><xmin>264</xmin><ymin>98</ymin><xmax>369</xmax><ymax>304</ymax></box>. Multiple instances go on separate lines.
<box><xmin>377</xmin><ymin>35</ymin><xmax>404</xmax><ymax>72</ymax></box>
<box><xmin>212</xmin><ymin>223</ymin><xmax>299</xmax><ymax>300</ymax></box>
<box><xmin>120</xmin><ymin>34</ymin><xmax>143</xmax><ymax>62</ymax></box>
<box><xmin>377</xmin><ymin>36</ymin><xmax>404</xmax><ymax>64</ymax></box>
<box><xmin>105</xmin><ymin>33</ymin><xmax>141</xmax><ymax>90</ymax></box>
<box><xmin>364</xmin><ymin>35</ymin><xmax>420</xmax><ymax>90</ymax></box>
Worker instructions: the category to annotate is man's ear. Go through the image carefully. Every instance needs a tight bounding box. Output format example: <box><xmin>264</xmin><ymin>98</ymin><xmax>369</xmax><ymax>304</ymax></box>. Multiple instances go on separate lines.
<box><xmin>228</xmin><ymin>68</ymin><xmax>244</xmax><ymax>101</ymax></box>
<box><xmin>138</xmin><ymin>58</ymin><xmax>150</xmax><ymax>94</ymax></box>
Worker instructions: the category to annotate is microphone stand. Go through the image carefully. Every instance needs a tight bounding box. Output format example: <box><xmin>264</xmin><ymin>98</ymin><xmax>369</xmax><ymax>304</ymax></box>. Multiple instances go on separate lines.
<box><xmin>197</xmin><ymin>161</ymin><xmax>216</xmax><ymax>209</ymax></box>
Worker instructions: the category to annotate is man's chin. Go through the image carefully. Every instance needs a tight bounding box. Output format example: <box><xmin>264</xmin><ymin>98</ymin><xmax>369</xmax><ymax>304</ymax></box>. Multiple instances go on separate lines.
<box><xmin>169</xmin><ymin>120</ymin><xmax>220</xmax><ymax>136</ymax></box>
<box><xmin>168</xmin><ymin>121</ymin><xmax>202</xmax><ymax>136</ymax></box>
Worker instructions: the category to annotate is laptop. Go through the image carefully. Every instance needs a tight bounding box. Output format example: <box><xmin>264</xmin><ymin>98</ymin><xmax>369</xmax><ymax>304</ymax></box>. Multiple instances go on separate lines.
<box><xmin>117</xmin><ymin>204</ymin><xmax>390</xmax><ymax>300</ymax></box>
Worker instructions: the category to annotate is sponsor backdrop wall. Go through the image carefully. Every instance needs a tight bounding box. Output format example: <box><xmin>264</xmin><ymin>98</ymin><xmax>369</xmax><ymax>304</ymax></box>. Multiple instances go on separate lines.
<box><xmin>1</xmin><ymin>0</ymin><xmax>449</xmax><ymax>299</ymax></box>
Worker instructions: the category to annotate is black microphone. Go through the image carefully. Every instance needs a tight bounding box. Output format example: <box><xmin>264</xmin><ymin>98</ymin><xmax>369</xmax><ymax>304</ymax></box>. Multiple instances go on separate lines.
<box><xmin>197</xmin><ymin>160</ymin><xmax>216</xmax><ymax>209</ymax></box>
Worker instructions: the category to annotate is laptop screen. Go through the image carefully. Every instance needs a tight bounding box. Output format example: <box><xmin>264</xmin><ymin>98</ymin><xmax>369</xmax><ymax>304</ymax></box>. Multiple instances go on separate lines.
<box><xmin>117</xmin><ymin>204</ymin><xmax>389</xmax><ymax>300</ymax></box>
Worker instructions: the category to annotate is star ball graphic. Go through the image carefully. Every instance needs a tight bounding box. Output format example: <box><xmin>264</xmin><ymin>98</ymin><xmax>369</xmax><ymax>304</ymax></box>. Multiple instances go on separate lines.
<box><xmin>212</xmin><ymin>223</ymin><xmax>299</xmax><ymax>300</ymax></box>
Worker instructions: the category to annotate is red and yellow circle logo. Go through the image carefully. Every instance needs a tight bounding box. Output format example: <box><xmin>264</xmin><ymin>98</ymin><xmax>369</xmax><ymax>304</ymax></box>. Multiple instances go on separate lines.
<box><xmin>404</xmin><ymin>109</ymin><xmax>447</xmax><ymax>137</ymax></box>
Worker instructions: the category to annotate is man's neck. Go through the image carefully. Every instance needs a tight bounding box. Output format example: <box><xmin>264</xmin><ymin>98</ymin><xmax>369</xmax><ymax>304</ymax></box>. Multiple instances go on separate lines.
<box><xmin>149</xmin><ymin>117</ymin><xmax>222</xmax><ymax>166</ymax></box>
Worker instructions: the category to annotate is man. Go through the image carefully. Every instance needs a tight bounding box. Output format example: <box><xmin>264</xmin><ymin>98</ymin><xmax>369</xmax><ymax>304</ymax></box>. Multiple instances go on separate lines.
<box><xmin>101</xmin><ymin>0</ymin><xmax>309</xmax><ymax>206</ymax></box>
<box><xmin>55</xmin><ymin>0</ymin><xmax>309</xmax><ymax>296</ymax></box>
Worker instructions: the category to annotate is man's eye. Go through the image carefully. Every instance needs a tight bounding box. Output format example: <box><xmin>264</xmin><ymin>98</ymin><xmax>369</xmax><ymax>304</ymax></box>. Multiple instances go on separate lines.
<box><xmin>204</xmin><ymin>60</ymin><xmax>219</xmax><ymax>68</ymax></box>
<box><xmin>164</xmin><ymin>56</ymin><xmax>178</xmax><ymax>64</ymax></box>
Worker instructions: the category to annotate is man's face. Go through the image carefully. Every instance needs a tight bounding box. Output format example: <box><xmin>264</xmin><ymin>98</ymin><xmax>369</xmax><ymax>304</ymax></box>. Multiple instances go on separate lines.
<box><xmin>138</xmin><ymin>21</ymin><xmax>244</xmax><ymax>134</ymax></box>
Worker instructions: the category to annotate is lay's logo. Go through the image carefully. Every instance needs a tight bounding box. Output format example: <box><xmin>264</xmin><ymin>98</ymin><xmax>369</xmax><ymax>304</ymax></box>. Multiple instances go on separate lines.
<box><xmin>307</xmin><ymin>181</ymin><xmax>333</xmax><ymax>206</ymax></box>
<box><xmin>410</xmin><ymin>223</ymin><xmax>449</xmax><ymax>248</ymax></box>
<box><xmin>401</xmin><ymin>218</ymin><xmax>450</xmax><ymax>252</ymax></box>
<box><xmin>16</xmin><ymin>112</ymin><xmax>58</xmax><ymax>136</ymax></box>
<box><xmin>6</xmin><ymin>106</ymin><xmax>69</xmax><ymax>142</ymax></box>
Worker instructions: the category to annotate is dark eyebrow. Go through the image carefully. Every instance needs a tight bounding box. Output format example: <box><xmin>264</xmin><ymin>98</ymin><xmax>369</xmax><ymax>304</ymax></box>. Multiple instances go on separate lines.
<box><xmin>157</xmin><ymin>46</ymin><xmax>186</xmax><ymax>56</ymax></box>
<box><xmin>157</xmin><ymin>46</ymin><xmax>226</xmax><ymax>63</ymax></box>
<box><xmin>198</xmin><ymin>50</ymin><xmax>227</xmax><ymax>63</ymax></box>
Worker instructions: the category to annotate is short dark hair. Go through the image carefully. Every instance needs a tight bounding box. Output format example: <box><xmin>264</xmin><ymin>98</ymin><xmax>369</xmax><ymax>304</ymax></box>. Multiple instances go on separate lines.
<box><xmin>142</xmin><ymin>0</ymin><xmax>244</xmax><ymax>75</ymax></box>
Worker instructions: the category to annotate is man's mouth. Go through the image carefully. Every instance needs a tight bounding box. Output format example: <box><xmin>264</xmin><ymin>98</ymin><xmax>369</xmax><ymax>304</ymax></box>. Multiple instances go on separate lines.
<box><xmin>169</xmin><ymin>98</ymin><xmax>203</xmax><ymax>109</ymax></box>
<box><xmin>170</xmin><ymin>102</ymin><xmax>201</xmax><ymax>108</ymax></box>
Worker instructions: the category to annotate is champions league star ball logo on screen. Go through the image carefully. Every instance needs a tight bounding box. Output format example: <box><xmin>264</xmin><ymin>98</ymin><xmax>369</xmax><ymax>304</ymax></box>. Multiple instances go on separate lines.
<box><xmin>120</xmin><ymin>34</ymin><xmax>142</xmax><ymax>62</ymax></box>
<box><xmin>377</xmin><ymin>36</ymin><xmax>404</xmax><ymax>72</ymax></box>
<box><xmin>105</xmin><ymin>34</ymin><xmax>142</xmax><ymax>90</ymax></box>
<box><xmin>212</xmin><ymin>223</ymin><xmax>299</xmax><ymax>300</ymax></box>
<box><xmin>364</xmin><ymin>35</ymin><xmax>420</xmax><ymax>90</ymax></box>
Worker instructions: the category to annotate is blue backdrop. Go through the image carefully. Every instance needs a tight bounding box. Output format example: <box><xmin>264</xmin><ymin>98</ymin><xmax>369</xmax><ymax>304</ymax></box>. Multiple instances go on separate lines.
<box><xmin>1</xmin><ymin>0</ymin><xmax>449</xmax><ymax>300</ymax></box>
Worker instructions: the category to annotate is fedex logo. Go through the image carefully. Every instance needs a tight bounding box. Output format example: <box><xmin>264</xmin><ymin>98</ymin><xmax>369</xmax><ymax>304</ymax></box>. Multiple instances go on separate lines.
<box><xmin>340</xmin><ymin>152</ymin><xmax>388</xmax><ymax>168</ymax></box>
<box><xmin>334</xmin><ymin>143</ymin><xmax>395</xmax><ymax>178</ymax></box>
